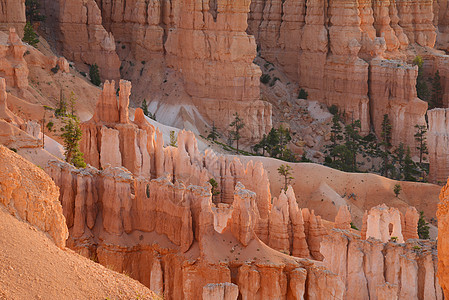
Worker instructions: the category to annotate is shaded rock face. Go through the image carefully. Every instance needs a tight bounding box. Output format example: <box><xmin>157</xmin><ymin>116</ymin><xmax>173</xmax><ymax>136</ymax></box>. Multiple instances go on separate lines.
<box><xmin>38</xmin><ymin>0</ymin><xmax>121</xmax><ymax>81</ymax></box>
<box><xmin>36</xmin><ymin>0</ymin><xmax>272</xmax><ymax>141</ymax></box>
<box><xmin>0</xmin><ymin>145</ymin><xmax>68</xmax><ymax>248</ymax></box>
<box><xmin>45</xmin><ymin>159</ymin><xmax>346</xmax><ymax>299</ymax></box>
<box><xmin>360</xmin><ymin>204</ymin><xmax>419</xmax><ymax>243</ymax></box>
<box><xmin>322</xmin><ymin>229</ymin><xmax>442</xmax><ymax>300</ymax></box>
<box><xmin>438</xmin><ymin>179</ymin><xmax>449</xmax><ymax>298</ymax></box>
<box><xmin>0</xmin><ymin>28</ymin><xmax>29</xmax><ymax>90</ymax></box>
<box><xmin>248</xmin><ymin>0</ymin><xmax>439</xmax><ymax>147</ymax></box>
<box><xmin>0</xmin><ymin>0</ymin><xmax>25</xmax><ymax>36</ymax></box>
<box><xmin>428</xmin><ymin>108</ymin><xmax>449</xmax><ymax>183</ymax></box>
<box><xmin>45</xmin><ymin>79</ymin><xmax>346</xmax><ymax>298</ymax></box>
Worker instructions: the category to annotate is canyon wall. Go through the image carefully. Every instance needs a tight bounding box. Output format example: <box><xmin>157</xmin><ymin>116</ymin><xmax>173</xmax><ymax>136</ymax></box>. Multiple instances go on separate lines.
<box><xmin>322</xmin><ymin>229</ymin><xmax>442</xmax><ymax>300</ymax></box>
<box><xmin>45</xmin><ymin>159</ymin><xmax>345</xmax><ymax>299</ymax></box>
<box><xmin>248</xmin><ymin>0</ymin><xmax>438</xmax><ymax>148</ymax></box>
<box><xmin>0</xmin><ymin>0</ymin><xmax>25</xmax><ymax>36</ymax></box>
<box><xmin>38</xmin><ymin>0</ymin><xmax>121</xmax><ymax>81</ymax></box>
<box><xmin>438</xmin><ymin>178</ymin><xmax>449</xmax><ymax>298</ymax></box>
<box><xmin>428</xmin><ymin>108</ymin><xmax>449</xmax><ymax>183</ymax></box>
<box><xmin>0</xmin><ymin>145</ymin><xmax>68</xmax><ymax>248</ymax></box>
<box><xmin>37</xmin><ymin>0</ymin><xmax>272</xmax><ymax>141</ymax></box>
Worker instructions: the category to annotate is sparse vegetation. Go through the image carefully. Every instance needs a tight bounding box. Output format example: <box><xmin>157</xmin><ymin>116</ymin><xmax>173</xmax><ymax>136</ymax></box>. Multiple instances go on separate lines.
<box><xmin>418</xmin><ymin>211</ymin><xmax>430</xmax><ymax>239</ymax></box>
<box><xmin>229</xmin><ymin>112</ymin><xmax>245</xmax><ymax>153</ymax></box>
<box><xmin>25</xmin><ymin>0</ymin><xmax>46</xmax><ymax>23</ymax></box>
<box><xmin>169</xmin><ymin>131</ymin><xmax>177</xmax><ymax>147</ymax></box>
<box><xmin>393</xmin><ymin>184</ymin><xmax>402</xmax><ymax>197</ymax></box>
<box><xmin>207</xmin><ymin>122</ymin><xmax>220</xmax><ymax>142</ymax></box>
<box><xmin>278</xmin><ymin>164</ymin><xmax>294</xmax><ymax>191</ymax></box>
<box><xmin>298</xmin><ymin>88</ymin><xmax>308</xmax><ymax>100</ymax></box>
<box><xmin>22</xmin><ymin>22</ymin><xmax>39</xmax><ymax>47</ymax></box>
<box><xmin>89</xmin><ymin>64</ymin><xmax>101</xmax><ymax>86</ymax></box>
<box><xmin>260</xmin><ymin>74</ymin><xmax>271</xmax><ymax>84</ymax></box>
<box><xmin>60</xmin><ymin>92</ymin><xmax>86</xmax><ymax>168</ymax></box>
<box><xmin>208</xmin><ymin>178</ymin><xmax>220</xmax><ymax>196</ymax></box>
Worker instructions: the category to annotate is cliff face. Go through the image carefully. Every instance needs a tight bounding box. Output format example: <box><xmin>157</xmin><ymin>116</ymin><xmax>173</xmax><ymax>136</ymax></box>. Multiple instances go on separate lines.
<box><xmin>0</xmin><ymin>145</ymin><xmax>68</xmax><ymax>248</ymax></box>
<box><xmin>37</xmin><ymin>0</ymin><xmax>272</xmax><ymax>141</ymax></box>
<box><xmin>0</xmin><ymin>0</ymin><xmax>25</xmax><ymax>36</ymax></box>
<box><xmin>428</xmin><ymin>108</ymin><xmax>449</xmax><ymax>183</ymax></box>
<box><xmin>322</xmin><ymin>230</ymin><xmax>443</xmax><ymax>300</ymax></box>
<box><xmin>438</xmin><ymin>179</ymin><xmax>449</xmax><ymax>299</ymax></box>
<box><xmin>248</xmin><ymin>0</ymin><xmax>443</xmax><ymax>149</ymax></box>
<box><xmin>39</xmin><ymin>0</ymin><xmax>121</xmax><ymax>82</ymax></box>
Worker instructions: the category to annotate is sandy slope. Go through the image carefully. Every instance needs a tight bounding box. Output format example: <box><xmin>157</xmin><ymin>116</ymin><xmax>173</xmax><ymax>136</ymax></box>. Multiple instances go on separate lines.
<box><xmin>0</xmin><ymin>206</ymin><xmax>159</xmax><ymax>300</ymax></box>
<box><xmin>239</xmin><ymin>156</ymin><xmax>441</xmax><ymax>228</ymax></box>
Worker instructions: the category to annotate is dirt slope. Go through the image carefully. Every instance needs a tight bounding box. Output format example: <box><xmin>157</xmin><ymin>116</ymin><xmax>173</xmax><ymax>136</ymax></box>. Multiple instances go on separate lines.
<box><xmin>0</xmin><ymin>206</ymin><xmax>159</xmax><ymax>300</ymax></box>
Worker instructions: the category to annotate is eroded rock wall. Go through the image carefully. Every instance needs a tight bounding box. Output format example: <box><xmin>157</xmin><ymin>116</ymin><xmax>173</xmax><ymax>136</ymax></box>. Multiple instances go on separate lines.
<box><xmin>39</xmin><ymin>0</ymin><xmax>121</xmax><ymax>81</ymax></box>
<box><xmin>322</xmin><ymin>229</ymin><xmax>442</xmax><ymax>300</ymax></box>
<box><xmin>428</xmin><ymin>108</ymin><xmax>449</xmax><ymax>183</ymax></box>
<box><xmin>0</xmin><ymin>0</ymin><xmax>25</xmax><ymax>36</ymax></box>
<box><xmin>438</xmin><ymin>178</ymin><xmax>449</xmax><ymax>298</ymax></box>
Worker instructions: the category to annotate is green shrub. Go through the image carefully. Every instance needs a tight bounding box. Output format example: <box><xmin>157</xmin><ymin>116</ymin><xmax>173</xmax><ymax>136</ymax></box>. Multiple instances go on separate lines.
<box><xmin>89</xmin><ymin>64</ymin><xmax>101</xmax><ymax>86</ymax></box>
<box><xmin>22</xmin><ymin>22</ymin><xmax>39</xmax><ymax>47</ymax></box>
<box><xmin>298</xmin><ymin>88</ymin><xmax>308</xmax><ymax>100</ymax></box>
<box><xmin>260</xmin><ymin>74</ymin><xmax>271</xmax><ymax>84</ymax></box>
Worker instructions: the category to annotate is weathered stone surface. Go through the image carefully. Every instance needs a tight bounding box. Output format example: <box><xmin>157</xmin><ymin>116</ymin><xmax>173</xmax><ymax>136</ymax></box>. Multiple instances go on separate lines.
<box><xmin>0</xmin><ymin>0</ymin><xmax>25</xmax><ymax>36</ymax></box>
<box><xmin>39</xmin><ymin>0</ymin><xmax>120</xmax><ymax>81</ymax></box>
<box><xmin>428</xmin><ymin>108</ymin><xmax>449</xmax><ymax>183</ymax></box>
<box><xmin>322</xmin><ymin>229</ymin><xmax>442</xmax><ymax>299</ymax></box>
<box><xmin>438</xmin><ymin>179</ymin><xmax>449</xmax><ymax>298</ymax></box>
<box><xmin>0</xmin><ymin>145</ymin><xmax>67</xmax><ymax>248</ymax></box>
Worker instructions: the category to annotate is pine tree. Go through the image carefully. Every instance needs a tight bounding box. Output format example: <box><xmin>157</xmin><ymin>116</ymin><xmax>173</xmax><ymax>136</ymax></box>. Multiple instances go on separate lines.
<box><xmin>417</xmin><ymin>211</ymin><xmax>430</xmax><ymax>239</ymax></box>
<box><xmin>379</xmin><ymin>114</ymin><xmax>393</xmax><ymax>177</ymax></box>
<box><xmin>393</xmin><ymin>143</ymin><xmax>406</xmax><ymax>180</ymax></box>
<box><xmin>25</xmin><ymin>0</ymin><xmax>46</xmax><ymax>23</ymax></box>
<box><xmin>414</xmin><ymin>124</ymin><xmax>428</xmax><ymax>166</ymax></box>
<box><xmin>207</xmin><ymin>122</ymin><xmax>220</xmax><ymax>142</ymax></box>
<box><xmin>61</xmin><ymin>106</ymin><xmax>86</xmax><ymax>168</ymax></box>
<box><xmin>431</xmin><ymin>70</ymin><xmax>443</xmax><ymax>108</ymax></box>
<box><xmin>208</xmin><ymin>178</ymin><xmax>220</xmax><ymax>196</ymax></box>
<box><xmin>403</xmin><ymin>146</ymin><xmax>418</xmax><ymax>181</ymax></box>
<box><xmin>413</xmin><ymin>56</ymin><xmax>430</xmax><ymax>102</ymax></box>
<box><xmin>253</xmin><ymin>134</ymin><xmax>268</xmax><ymax>156</ymax></box>
<box><xmin>344</xmin><ymin>119</ymin><xmax>363</xmax><ymax>172</ymax></box>
<box><xmin>278</xmin><ymin>164</ymin><xmax>294</xmax><ymax>191</ymax></box>
<box><xmin>141</xmin><ymin>99</ymin><xmax>149</xmax><ymax>117</ymax></box>
<box><xmin>169</xmin><ymin>131</ymin><xmax>177</xmax><ymax>147</ymax></box>
<box><xmin>229</xmin><ymin>112</ymin><xmax>245</xmax><ymax>153</ymax></box>
<box><xmin>22</xmin><ymin>22</ymin><xmax>39</xmax><ymax>47</ymax></box>
<box><xmin>89</xmin><ymin>64</ymin><xmax>101</xmax><ymax>86</ymax></box>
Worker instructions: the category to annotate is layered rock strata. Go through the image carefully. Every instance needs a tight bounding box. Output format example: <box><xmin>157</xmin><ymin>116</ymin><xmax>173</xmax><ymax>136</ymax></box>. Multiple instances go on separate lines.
<box><xmin>39</xmin><ymin>0</ymin><xmax>120</xmax><ymax>81</ymax></box>
<box><xmin>0</xmin><ymin>0</ymin><xmax>25</xmax><ymax>35</ymax></box>
<box><xmin>322</xmin><ymin>229</ymin><xmax>442</xmax><ymax>300</ymax></box>
<box><xmin>0</xmin><ymin>145</ymin><xmax>67</xmax><ymax>248</ymax></box>
<box><xmin>45</xmin><ymin>159</ymin><xmax>344</xmax><ymax>299</ymax></box>
<box><xmin>248</xmin><ymin>0</ymin><xmax>435</xmax><ymax>146</ymax></box>
<box><xmin>360</xmin><ymin>204</ymin><xmax>419</xmax><ymax>243</ymax></box>
<box><xmin>428</xmin><ymin>108</ymin><xmax>449</xmax><ymax>183</ymax></box>
<box><xmin>438</xmin><ymin>178</ymin><xmax>449</xmax><ymax>298</ymax></box>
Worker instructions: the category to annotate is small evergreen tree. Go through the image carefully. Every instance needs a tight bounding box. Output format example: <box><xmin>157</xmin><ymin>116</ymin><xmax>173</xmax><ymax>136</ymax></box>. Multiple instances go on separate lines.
<box><xmin>393</xmin><ymin>184</ymin><xmax>402</xmax><ymax>197</ymax></box>
<box><xmin>431</xmin><ymin>70</ymin><xmax>443</xmax><ymax>108</ymax></box>
<box><xmin>403</xmin><ymin>146</ymin><xmax>418</xmax><ymax>181</ymax></box>
<box><xmin>253</xmin><ymin>133</ymin><xmax>268</xmax><ymax>156</ymax></box>
<box><xmin>278</xmin><ymin>164</ymin><xmax>294</xmax><ymax>191</ymax></box>
<box><xmin>25</xmin><ymin>0</ymin><xmax>46</xmax><ymax>23</ymax></box>
<box><xmin>298</xmin><ymin>88</ymin><xmax>308</xmax><ymax>100</ymax></box>
<box><xmin>392</xmin><ymin>143</ymin><xmax>406</xmax><ymax>180</ymax></box>
<box><xmin>141</xmin><ymin>99</ymin><xmax>149</xmax><ymax>117</ymax></box>
<box><xmin>229</xmin><ymin>112</ymin><xmax>245</xmax><ymax>153</ymax></box>
<box><xmin>207</xmin><ymin>122</ymin><xmax>220</xmax><ymax>142</ymax></box>
<box><xmin>208</xmin><ymin>178</ymin><xmax>220</xmax><ymax>196</ymax></box>
<box><xmin>89</xmin><ymin>64</ymin><xmax>101</xmax><ymax>86</ymax></box>
<box><xmin>380</xmin><ymin>114</ymin><xmax>393</xmax><ymax>178</ymax></box>
<box><xmin>169</xmin><ymin>131</ymin><xmax>177</xmax><ymax>147</ymax></box>
<box><xmin>61</xmin><ymin>95</ymin><xmax>86</xmax><ymax>168</ymax></box>
<box><xmin>413</xmin><ymin>56</ymin><xmax>430</xmax><ymax>102</ymax></box>
<box><xmin>22</xmin><ymin>22</ymin><xmax>39</xmax><ymax>47</ymax></box>
<box><xmin>414</xmin><ymin>124</ymin><xmax>428</xmax><ymax>167</ymax></box>
<box><xmin>417</xmin><ymin>211</ymin><xmax>430</xmax><ymax>239</ymax></box>
<box><xmin>55</xmin><ymin>88</ymin><xmax>67</xmax><ymax>117</ymax></box>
